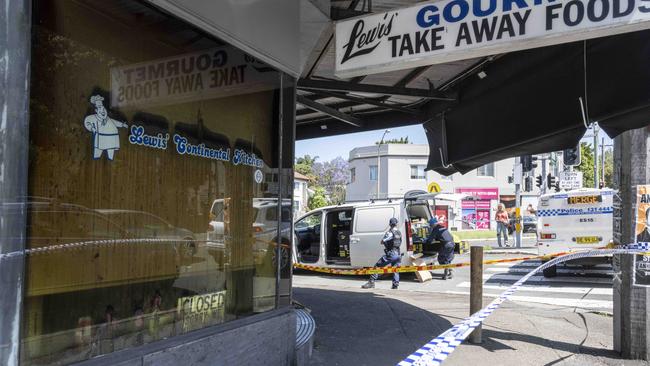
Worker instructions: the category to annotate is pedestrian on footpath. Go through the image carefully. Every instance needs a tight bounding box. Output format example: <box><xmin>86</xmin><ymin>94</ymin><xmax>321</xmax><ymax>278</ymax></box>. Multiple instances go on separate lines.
<box><xmin>426</xmin><ymin>217</ymin><xmax>455</xmax><ymax>280</ymax></box>
<box><xmin>361</xmin><ymin>218</ymin><xmax>402</xmax><ymax>289</ymax></box>
<box><xmin>495</xmin><ymin>203</ymin><xmax>510</xmax><ymax>247</ymax></box>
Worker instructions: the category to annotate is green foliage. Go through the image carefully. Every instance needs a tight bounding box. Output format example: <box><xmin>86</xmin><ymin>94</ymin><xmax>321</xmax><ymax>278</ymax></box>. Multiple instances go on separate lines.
<box><xmin>576</xmin><ymin>142</ymin><xmax>595</xmax><ymax>188</ymax></box>
<box><xmin>375</xmin><ymin>136</ymin><xmax>410</xmax><ymax>144</ymax></box>
<box><xmin>603</xmin><ymin>149</ymin><xmax>614</xmax><ymax>188</ymax></box>
<box><xmin>295</xmin><ymin>155</ymin><xmax>318</xmax><ymax>181</ymax></box>
<box><xmin>308</xmin><ymin>187</ymin><xmax>328</xmax><ymax>210</ymax></box>
<box><xmin>575</xmin><ymin>143</ymin><xmax>613</xmax><ymax>188</ymax></box>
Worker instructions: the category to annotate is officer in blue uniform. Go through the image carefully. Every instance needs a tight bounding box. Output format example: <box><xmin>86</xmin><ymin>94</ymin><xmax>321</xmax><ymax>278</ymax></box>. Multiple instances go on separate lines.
<box><xmin>362</xmin><ymin>217</ymin><xmax>402</xmax><ymax>289</ymax></box>
<box><xmin>427</xmin><ymin>217</ymin><xmax>455</xmax><ymax>280</ymax></box>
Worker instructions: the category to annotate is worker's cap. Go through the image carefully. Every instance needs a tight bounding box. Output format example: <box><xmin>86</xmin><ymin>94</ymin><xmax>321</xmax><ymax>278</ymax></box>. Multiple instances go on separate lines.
<box><xmin>90</xmin><ymin>95</ymin><xmax>104</xmax><ymax>104</ymax></box>
<box><xmin>389</xmin><ymin>218</ymin><xmax>398</xmax><ymax>226</ymax></box>
<box><xmin>429</xmin><ymin>217</ymin><xmax>438</xmax><ymax>226</ymax></box>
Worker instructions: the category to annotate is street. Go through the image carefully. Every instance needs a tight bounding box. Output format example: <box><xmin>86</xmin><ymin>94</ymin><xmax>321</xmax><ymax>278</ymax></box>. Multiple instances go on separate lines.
<box><xmin>294</xmin><ymin>249</ymin><xmax>614</xmax><ymax>312</ymax></box>
<box><xmin>293</xmin><ymin>250</ymin><xmax>626</xmax><ymax>366</ymax></box>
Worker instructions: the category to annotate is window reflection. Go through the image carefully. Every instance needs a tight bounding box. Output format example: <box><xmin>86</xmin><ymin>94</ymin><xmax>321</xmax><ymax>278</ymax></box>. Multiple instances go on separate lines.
<box><xmin>23</xmin><ymin>0</ymin><xmax>286</xmax><ymax>364</ymax></box>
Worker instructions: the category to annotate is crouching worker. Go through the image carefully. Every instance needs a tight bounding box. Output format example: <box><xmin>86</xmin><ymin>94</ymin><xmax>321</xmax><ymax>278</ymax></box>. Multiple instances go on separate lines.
<box><xmin>427</xmin><ymin>217</ymin><xmax>455</xmax><ymax>280</ymax></box>
<box><xmin>362</xmin><ymin>218</ymin><xmax>402</xmax><ymax>289</ymax></box>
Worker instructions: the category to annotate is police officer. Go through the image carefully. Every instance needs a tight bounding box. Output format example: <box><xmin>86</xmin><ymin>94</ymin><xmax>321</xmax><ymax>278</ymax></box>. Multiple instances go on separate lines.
<box><xmin>427</xmin><ymin>217</ymin><xmax>455</xmax><ymax>280</ymax></box>
<box><xmin>362</xmin><ymin>218</ymin><xmax>402</xmax><ymax>289</ymax></box>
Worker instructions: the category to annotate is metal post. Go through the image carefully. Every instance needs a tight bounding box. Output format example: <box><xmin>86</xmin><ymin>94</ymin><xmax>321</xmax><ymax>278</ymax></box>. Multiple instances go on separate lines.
<box><xmin>594</xmin><ymin>123</ymin><xmax>599</xmax><ymax>189</ymax></box>
<box><xmin>0</xmin><ymin>1</ymin><xmax>31</xmax><ymax>365</ymax></box>
<box><xmin>514</xmin><ymin>157</ymin><xmax>522</xmax><ymax>248</ymax></box>
<box><xmin>376</xmin><ymin>129</ymin><xmax>390</xmax><ymax>199</ymax></box>
<box><xmin>601</xmin><ymin>137</ymin><xmax>606</xmax><ymax>187</ymax></box>
<box><xmin>469</xmin><ymin>246</ymin><xmax>483</xmax><ymax>343</ymax></box>
<box><xmin>541</xmin><ymin>157</ymin><xmax>547</xmax><ymax>195</ymax></box>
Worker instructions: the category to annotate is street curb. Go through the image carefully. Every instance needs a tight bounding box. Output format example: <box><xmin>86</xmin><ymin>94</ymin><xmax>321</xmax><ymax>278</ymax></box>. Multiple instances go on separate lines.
<box><xmin>462</xmin><ymin>236</ymin><xmax>537</xmax><ymax>242</ymax></box>
<box><xmin>483</xmin><ymin>250</ymin><xmax>538</xmax><ymax>255</ymax></box>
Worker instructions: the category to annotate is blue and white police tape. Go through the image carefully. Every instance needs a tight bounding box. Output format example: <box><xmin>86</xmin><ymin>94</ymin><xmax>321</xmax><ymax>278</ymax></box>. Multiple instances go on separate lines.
<box><xmin>397</xmin><ymin>244</ymin><xmax>650</xmax><ymax>366</ymax></box>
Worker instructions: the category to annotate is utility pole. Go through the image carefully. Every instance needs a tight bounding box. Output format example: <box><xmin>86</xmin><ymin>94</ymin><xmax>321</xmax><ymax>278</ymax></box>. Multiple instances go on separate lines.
<box><xmin>514</xmin><ymin>157</ymin><xmax>522</xmax><ymax>248</ymax></box>
<box><xmin>540</xmin><ymin>157</ymin><xmax>547</xmax><ymax>195</ymax></box>
<box><xmin>594</xmin><ymin>122</ymin><xmax>599</xmax><ymax>189</ymax></box>
<box><xmin>612</xmin><ymin>125</ymin><xmax>650</xmax><ymax>359</ymax></box>
<box><xmin>376</xmin><ymin>129</ymin><xmax>390</xmax><ymax>199</ymax></box>
<box><xmin>601</xmin><ymin>137</ymin><xmax>605</xmax><ymax>186</ymax></box>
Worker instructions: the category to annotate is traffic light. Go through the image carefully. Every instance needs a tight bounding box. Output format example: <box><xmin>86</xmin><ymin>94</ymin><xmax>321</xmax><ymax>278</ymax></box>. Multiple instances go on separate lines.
<box><xmin>563</xmin><ymin>145</ymin><xmax>581</xmax><ymax>166</ymax></box>
<box><xmin>535</xmin><ymin>175</ymin><xmax>543</xmax><ymax>188</ymax></box>
<box><xmin>524</xmin><ymin>176</ymin><xmax>533</xmax><ymax>192</ymax></box>
<box><xmin>521</xmin><ymin>155</ymin><xmax>538</xmax><ymax>172</ymax></box>
<box><xmin>547</xmin><ymin>174</ymin><xmax>557</xmax><ymax>189</ymax></box>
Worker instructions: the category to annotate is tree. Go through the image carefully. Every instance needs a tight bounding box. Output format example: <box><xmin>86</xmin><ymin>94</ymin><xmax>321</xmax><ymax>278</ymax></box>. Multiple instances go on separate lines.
<box><xmin>295</xmin><ymin>155</ymin><xmax>318</xmax><ymax>182</ymax></box>
<box><xmin>313</xmin><ymin>157</ymin><xmax>350</xmax><ymax>204</ymax></box>
<box><xmin>375</xmin><ymin>136</ymin><xmax>410</xmax><ymax>144</ymax></box>
<box><xmin>576</xmin><ymin>142</ymin><xmax>595</xmax><ymax>188</ymax></box>
<box><xmin>603</xmin><ymin>149</ymin><xmax>614</xmax><ymax>188</ymax></box>
<box><xmin>308</xmin><ymin>187</ymin><xmax>328</xmax><ymax>210</ymax></box>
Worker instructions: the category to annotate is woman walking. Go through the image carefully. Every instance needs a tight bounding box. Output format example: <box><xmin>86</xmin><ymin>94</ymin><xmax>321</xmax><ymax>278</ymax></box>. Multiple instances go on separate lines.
<box><xmin>495</xmin><ymin>204</ymin><xmax>510</xmax><ymax>247</ymax></box>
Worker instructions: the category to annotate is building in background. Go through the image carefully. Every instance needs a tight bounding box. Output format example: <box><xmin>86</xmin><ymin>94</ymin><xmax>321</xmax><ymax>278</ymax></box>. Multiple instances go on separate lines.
<box><xmin>346</xmin><ymin>144</ymin><xmax>543</xmax><ymax>230</ymax></box>
<box><xmin>294</xmin><ymin>172</ymin><xmax>311</xmax><ymax>217</ymax></box>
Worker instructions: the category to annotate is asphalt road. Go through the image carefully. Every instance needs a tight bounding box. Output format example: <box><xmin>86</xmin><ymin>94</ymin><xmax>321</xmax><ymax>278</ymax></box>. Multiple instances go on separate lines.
<box><xmin>293</xmin><ymin>250</ymin><xmax>614</xmax><ymax>313</ymax></box>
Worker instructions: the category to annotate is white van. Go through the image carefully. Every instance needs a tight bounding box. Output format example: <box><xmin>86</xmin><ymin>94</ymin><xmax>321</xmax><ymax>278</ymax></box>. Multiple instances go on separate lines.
<box><xmin>537</xmin><ymin>188</ymin><xmax>615</xmax><ymax>277</ymax></box>
<box><xmin>293</xmin><ymin>190</ymin><xmax>462</xmax><ymax>269</ymax></box>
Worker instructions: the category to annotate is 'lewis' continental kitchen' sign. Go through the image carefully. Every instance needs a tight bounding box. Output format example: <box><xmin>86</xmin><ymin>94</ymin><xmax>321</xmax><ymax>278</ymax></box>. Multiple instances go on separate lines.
<box><xmin>335</xmin><ymin>0</ymin><xmax>650</xmax><ymax>77</ymax></box>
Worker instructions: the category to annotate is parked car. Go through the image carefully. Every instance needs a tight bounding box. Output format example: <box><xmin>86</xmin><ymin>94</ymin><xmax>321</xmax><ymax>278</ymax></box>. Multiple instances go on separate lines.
<box><xmin>96</xmin><ymin>209</ymin><xmax>197</xmax><ymax>261</ymax></box>
<box><xmin>508</xmin><ymin>215</ymin><xmax>537</xmax><ymax>234</ymax></box>
<box><xmin>208</xmin><ymin>198</ymin><xmax>292</xmax><ymax>273</ymax></box>
<box><xmin>293</xmin><ymin>190</ymin><xmax>464</xmax><ymax>269</ymax></box>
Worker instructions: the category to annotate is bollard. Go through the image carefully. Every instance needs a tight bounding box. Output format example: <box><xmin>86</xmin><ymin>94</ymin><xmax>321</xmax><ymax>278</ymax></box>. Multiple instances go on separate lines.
<box><xmin>469</xmin><ymin>246</ymin><xmax>483</xmax><ymax>343</ymax></box>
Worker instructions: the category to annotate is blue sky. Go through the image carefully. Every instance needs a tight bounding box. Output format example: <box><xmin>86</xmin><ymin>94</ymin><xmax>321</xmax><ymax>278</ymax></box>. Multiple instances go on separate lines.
<box><xmin>295</xmin><ymin>123</ymin><xmax>613</xmax><ymax>163</ymax></box>
<box><xmin>295</xmin><ymin>124</ymin><xmax>427</xmax><ymax>162</ymax></box>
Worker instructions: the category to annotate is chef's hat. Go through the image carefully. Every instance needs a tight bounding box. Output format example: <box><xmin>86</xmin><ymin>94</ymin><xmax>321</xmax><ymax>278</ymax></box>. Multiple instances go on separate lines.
<box><xmin>90</xmin><ymin>95</ymin><xmax>104</xmax><ymax>104</ymax></box>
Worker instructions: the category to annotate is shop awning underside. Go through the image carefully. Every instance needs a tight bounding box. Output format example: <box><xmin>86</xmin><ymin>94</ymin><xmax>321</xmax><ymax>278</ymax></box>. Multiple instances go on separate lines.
<box><xmin>297</xmin><ymin>1</ymin><xmax>650</xmax><ymax>175</ymax></box>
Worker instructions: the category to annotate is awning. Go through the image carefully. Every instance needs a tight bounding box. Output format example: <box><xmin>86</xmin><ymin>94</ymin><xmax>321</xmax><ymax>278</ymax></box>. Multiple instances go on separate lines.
<box><xmin>425</xmin><ymin>30</ymin><xmax>650</xmax><ymax>175</ymax></box>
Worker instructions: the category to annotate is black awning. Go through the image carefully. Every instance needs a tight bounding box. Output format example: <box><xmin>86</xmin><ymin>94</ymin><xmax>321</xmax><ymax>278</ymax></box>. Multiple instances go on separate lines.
<box><xmin>426</xmin><ymin>30</ymin><xmax>650</xmax><ymax>175</ymax></box>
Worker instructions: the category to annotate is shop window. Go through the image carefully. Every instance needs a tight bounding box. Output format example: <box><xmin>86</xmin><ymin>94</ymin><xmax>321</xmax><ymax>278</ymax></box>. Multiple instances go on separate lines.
<box><xmin>23</xmin><ymin>1</ymin><xmax>287</xmax><ymax>364</ymax></box>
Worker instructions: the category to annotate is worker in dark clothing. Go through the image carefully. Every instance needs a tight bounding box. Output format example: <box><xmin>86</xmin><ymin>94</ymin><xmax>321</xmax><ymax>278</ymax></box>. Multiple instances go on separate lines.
<box><xmin>427</xmin><ymin>217</ymin><xmax>455</xmax><ymax>280</ymax></box>
<box><xmin>362</xmin><ymin>217</ymin><xmax>402</xmax><ymax>289</ymax></box>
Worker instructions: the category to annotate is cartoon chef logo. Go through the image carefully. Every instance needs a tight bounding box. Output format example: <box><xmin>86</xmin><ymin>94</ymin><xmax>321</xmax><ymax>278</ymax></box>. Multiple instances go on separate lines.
<box><xmin>83</xmin><ymin>95</ymin><xmax>128</xmax><ymax>160</ymax></box>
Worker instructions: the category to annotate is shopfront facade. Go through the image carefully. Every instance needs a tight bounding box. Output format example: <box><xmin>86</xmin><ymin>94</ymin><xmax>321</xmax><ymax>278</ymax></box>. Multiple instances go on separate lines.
<box><xmin>0</xmin><ymin>1</ymin><xmax>316</xmax><ymax>365</ymax></box>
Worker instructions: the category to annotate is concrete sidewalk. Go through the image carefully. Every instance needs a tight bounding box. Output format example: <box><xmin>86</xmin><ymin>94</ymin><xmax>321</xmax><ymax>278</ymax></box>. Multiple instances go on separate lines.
<box><xmin>294</xmin><ymin>285</ymin><xmax>648</xmax><ymax>366</ymax></box>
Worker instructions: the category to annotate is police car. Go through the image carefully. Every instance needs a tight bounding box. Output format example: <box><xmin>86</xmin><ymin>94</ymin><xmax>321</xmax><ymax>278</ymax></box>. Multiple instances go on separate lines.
<box><xmin>537</xmin><ymin>188</ymin><xmax>614</xmax><ymax>277</ymax></box>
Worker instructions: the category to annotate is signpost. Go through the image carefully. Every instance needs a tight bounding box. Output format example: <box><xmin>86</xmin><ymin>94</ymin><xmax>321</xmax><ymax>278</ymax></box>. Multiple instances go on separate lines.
<box><xmin>335</xmin><ymin>0</ymin><xmax>650</xmax><ymax>78</ymax></box>
<box><xmin>559</xmin><ymin>171</ymin><xmax>583</xmax><ymax>190</ymax></box>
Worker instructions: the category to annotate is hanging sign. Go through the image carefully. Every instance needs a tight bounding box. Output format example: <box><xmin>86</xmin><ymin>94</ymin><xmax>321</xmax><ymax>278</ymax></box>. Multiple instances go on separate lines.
<box><xmin>335</xmin><ymin>0</ymin><xmax>650</xmax><ymax>78</ymax></box>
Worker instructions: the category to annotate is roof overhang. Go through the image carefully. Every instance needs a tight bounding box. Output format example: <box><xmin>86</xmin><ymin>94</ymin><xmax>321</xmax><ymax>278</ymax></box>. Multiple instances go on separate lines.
<box><xmin>296</xmin><ymin>1</ymin><xmax>650</xmax><ymax>174</ymax></box>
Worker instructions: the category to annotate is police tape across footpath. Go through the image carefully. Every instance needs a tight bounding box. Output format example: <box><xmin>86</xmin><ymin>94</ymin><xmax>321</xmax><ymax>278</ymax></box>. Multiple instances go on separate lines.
<box><xmin>293</xmin><ymin>251</ymin><xmax>573</xmax><ymax>276</ymax></box>
<box><xmin>396</xmin><ymin>243</ymin><xmax>650</xmax><ymax>366</ymax></box>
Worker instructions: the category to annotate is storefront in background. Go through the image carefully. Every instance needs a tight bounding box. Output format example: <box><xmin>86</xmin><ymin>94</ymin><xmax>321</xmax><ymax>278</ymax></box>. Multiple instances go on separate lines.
<box><xmin>1</xmin><ymin>1</ymin><xmax>296</xmax><ymax>365</ymax></box>
<box><xmin>456</xmin><ymin>188</ymin><xmax>499</xmax><ymax>230</ymax></box>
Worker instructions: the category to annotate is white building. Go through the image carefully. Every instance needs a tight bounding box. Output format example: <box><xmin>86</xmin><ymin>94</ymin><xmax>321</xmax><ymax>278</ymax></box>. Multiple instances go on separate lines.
<box><xmin>293</xmin><ymin>172</ymin><xmax>311</xmax><ymax>217</ymax></box>
<box><xmin>346</xmin><ymin>144</ymin><xmax>543</xmax><ymax>230</ymax></box>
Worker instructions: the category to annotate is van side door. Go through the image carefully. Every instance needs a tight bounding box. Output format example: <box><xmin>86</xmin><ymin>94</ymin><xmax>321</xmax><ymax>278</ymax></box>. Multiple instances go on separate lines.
<box><xmin>350</xmin><ymin>206</ymin><xmax>396</xmax><ymax>267</ymax></box>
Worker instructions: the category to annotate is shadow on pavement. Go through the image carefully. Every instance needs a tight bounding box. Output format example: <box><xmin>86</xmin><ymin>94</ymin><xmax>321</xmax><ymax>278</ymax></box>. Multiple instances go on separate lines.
<box><xmin>470</xmin><ymin>328</ymin><xmax>620</xmax><ymax>359</ymax></box>
<box><xmin>294</xmin><ymin>287</ymin><xmax>453</xmax><ymax>366</ymax></box>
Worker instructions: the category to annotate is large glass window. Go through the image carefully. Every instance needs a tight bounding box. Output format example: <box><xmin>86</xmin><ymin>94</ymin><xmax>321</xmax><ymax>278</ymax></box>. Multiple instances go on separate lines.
<box><xmin>23</xmin><ymin>1</ymin><xmax>288</xmax><ymax>364</ymax></box>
